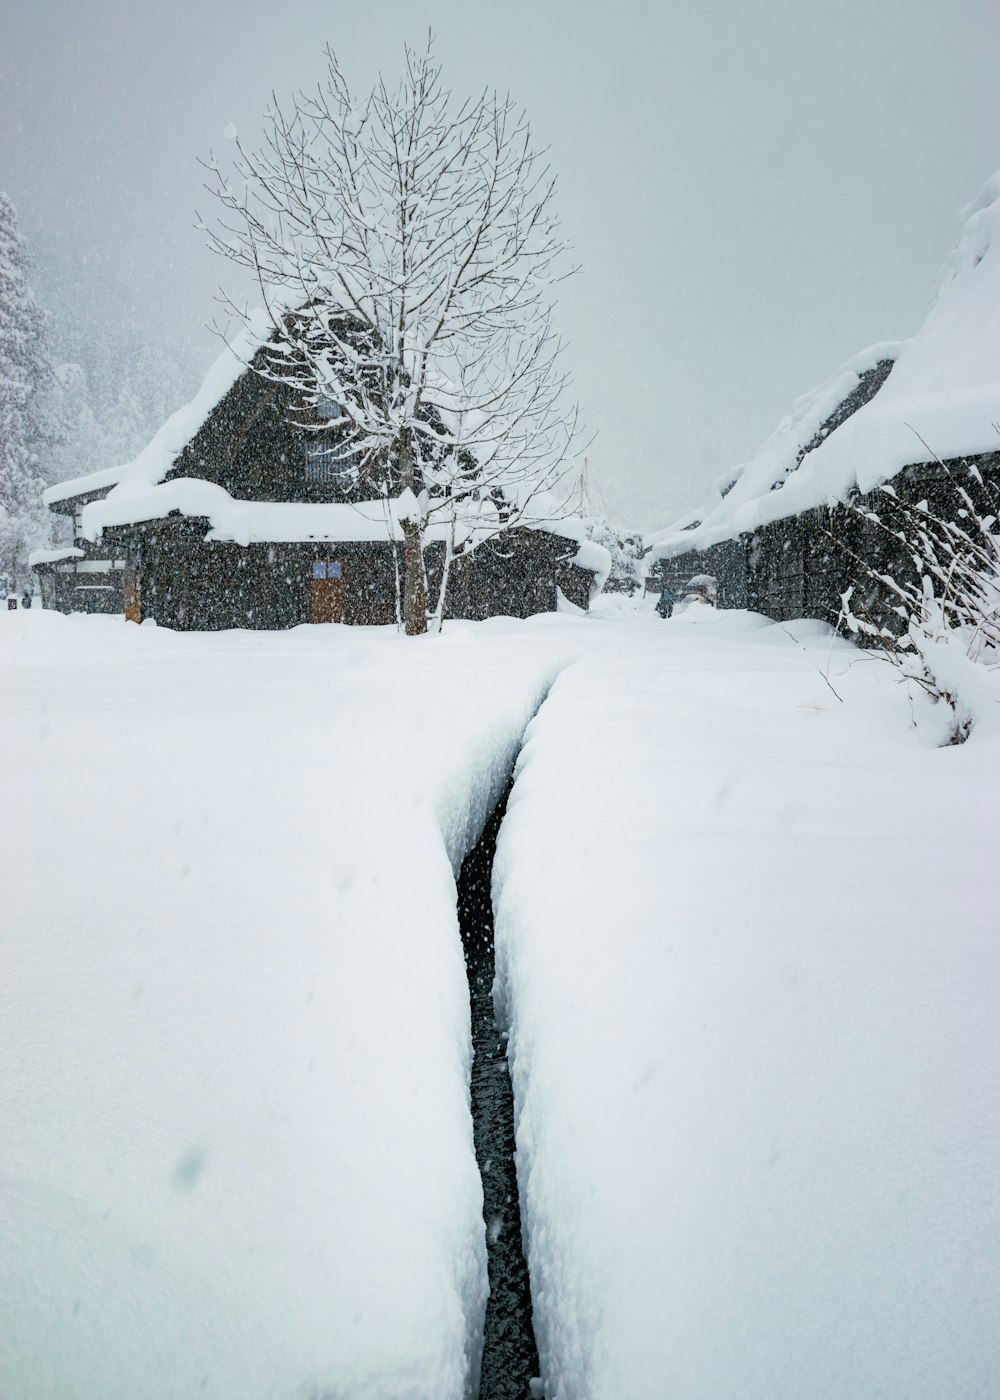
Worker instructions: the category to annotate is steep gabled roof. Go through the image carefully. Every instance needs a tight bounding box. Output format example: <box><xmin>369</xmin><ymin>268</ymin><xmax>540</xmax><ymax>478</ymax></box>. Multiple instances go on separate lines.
<box><xmin>64</xmin><ymin>303</ymin><xmax>604</xmax><ymax>571</ymax></box>
<box><xmin>650</xmin><ymin>342</ymin><xmax>899</xmax><ymax>557</ymax></box>
<box><xmin>652</xmin><ymin>166</ymin><xmax>1000</xmax><ymax>561</ymax></box>
<box><xmin>42</xmin><ymin>311</ymin><xmax>274</xmax><ymax>513</ymax></box>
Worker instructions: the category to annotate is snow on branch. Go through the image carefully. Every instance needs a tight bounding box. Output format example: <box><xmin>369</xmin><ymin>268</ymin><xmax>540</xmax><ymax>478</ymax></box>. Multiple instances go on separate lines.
<box><xmin>200</xmin><ymin>38</ymin><xmax>586</xmax><ymax>631</ymax></box>
<box><xmin>838</xmin><ymin>451</ymin><xmax>1000</xmax><ymax>743</ymax></box>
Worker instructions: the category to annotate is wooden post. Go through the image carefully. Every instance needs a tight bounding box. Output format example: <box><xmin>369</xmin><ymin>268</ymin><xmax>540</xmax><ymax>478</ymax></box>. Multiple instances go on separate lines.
<box><xmin>124</xmin><ymin>565</ymin><xmax>141</xmax><ymax>624</ymax></box>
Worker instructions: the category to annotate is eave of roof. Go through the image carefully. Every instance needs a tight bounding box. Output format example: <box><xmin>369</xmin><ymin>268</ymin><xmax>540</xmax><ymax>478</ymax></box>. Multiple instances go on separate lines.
<box><xmin>82</xmin><ymin>478</ymin><xmax>608</xmax><ymax>578</ymax></box>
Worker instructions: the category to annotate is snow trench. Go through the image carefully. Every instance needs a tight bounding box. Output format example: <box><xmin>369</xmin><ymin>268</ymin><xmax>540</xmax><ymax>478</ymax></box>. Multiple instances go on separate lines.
<box><xmin>457</xmin><ymin>785</ymin><xmax>541</xmax><ymax>1400</ymax></box>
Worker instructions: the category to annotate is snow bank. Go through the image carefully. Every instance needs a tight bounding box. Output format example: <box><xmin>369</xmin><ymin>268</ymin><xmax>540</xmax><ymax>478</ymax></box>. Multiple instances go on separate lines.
<box><xmin>493</xmin><ymin>610</ymin><xmax>1000</xmax><ymax>1399</ymax></box>
<box><xmin>653</xmin><ymin>167</ymin><xmax>1000</xmax><ymax>560</ymax></box>
<box><xmin>0</xmin><ymin>611</ymin><xmax>570</xmax><ymax>1400</ymax></box>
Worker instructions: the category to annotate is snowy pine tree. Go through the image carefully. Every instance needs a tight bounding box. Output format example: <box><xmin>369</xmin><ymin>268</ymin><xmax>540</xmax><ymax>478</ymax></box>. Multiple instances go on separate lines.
<box><xmin>0</xmin><ymin>193</ymin><xmax>53</xmax><ymax>589</ymax></box>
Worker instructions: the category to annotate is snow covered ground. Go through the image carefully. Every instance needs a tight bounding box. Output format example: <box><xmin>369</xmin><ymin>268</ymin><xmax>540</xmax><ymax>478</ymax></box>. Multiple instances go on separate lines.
<box><xmin>494</xmin><ymin>603</ymin><xmax>1000</xmax><ymax>1399</ymax></box>
<box><xmin>0</xmin><ymin>610</ymin><xmax>568</xmax><ymax>1400</ymax></box>
<box><xmin>2</xmin><ymin>603</ymin><xmax>998</xmax><ymax>1398</ymax></box>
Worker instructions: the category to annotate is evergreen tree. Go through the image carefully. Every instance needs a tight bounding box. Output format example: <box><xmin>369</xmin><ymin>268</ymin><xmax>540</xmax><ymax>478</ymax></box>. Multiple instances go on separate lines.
<box><xmin>0</xmin><ymin>193</ymin><xmax>52</xmax><ymax>588</ymax></box>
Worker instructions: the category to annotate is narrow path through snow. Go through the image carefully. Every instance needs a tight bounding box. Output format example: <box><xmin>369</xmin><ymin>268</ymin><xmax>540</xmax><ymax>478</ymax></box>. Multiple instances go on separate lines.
<box><xmin>458</xmin><ymin>787</ymin><xmax>541</xmax><ymax>1400</ymax></box>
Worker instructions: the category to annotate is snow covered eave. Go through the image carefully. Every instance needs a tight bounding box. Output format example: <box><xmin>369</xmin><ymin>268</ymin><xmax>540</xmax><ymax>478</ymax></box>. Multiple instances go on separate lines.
<box><xmin>654</xmin><ymin>167</ymin><xmax>1000</xmax><ymax>563</ymax></box>
<box><xmin>43</xmin><ymin>465</ymin><xmax>127</xmax><ymax>510</ymax></box>
<box><xmin>83</xmin><ymin>479</ymin><xmax>425</xmax><ymax>547</ymax></box>
<box><xmin>570</xmin><ymin>539</ymin><xmax>612</xmax><ymax>593</ymax></box>
<box><xmin>91</xmin><ymin>310</ymin><xmax>275</xmax><ymax>513</ymax></box>
<box><xmin>85</xmin><ymin>476</ymin><xmax>613</xmax><ymax>552</ymax></box>
<box><xmin>29</xmin><ymin>547</ymin><xmax>85</xmax><ymax>568</ymax></box>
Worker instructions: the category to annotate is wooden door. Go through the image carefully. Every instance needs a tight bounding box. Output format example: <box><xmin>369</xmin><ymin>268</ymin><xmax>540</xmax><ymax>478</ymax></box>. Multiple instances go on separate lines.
<box><xmin>124</xmin><ymin>565</ymin><xmax>141</xmax><ymax>624</ymax></box>
<box><xmin>309</xmin><ymin>576</ymin><xmax>344</xmax><ymax>623</ymax></box>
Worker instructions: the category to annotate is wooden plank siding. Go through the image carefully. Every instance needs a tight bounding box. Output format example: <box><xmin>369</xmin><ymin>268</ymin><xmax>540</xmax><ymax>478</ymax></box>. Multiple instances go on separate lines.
<box><xmin>101</xmin><ymin>516</ymin><xmax>596</xmax><ymax>631</ymax></box>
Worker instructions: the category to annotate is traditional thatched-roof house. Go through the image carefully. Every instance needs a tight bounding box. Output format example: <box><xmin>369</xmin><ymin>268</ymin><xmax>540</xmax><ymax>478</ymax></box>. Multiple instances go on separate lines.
<box><xmin>37</xmin><ymin>312</ymin><xmax>607</xmax><ymax>627</ymax></box>
<box><xmin>649</xmin><ymin>170</ymin><xmax>1000</xmax><ymax>628</ymax></box>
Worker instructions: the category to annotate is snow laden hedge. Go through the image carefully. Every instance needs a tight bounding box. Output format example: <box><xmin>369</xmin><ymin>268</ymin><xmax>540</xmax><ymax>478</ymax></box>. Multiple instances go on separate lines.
<box><xmin>840</xmin><ymin>463</ymin><xmax>1000</xmax><ymax>741</ymax></box>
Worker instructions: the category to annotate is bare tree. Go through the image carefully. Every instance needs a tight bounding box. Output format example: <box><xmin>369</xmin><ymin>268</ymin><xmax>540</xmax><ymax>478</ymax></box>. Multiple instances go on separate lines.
<box><xmin>202</xmin><ymin>39</ymin><xmax>582</xmax><ymax>634</ymax></box>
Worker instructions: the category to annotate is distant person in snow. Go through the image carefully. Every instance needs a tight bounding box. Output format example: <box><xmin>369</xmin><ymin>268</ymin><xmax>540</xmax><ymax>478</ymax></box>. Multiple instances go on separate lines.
<box><xmin>21</xmin><ymin>592</ymin><xmax>32</xmax><ymax>609</ymax></box>
<box><xmin>656</xmin><ymin>586</ymin><xmax>675</xmax><ymax>619</ymax></box>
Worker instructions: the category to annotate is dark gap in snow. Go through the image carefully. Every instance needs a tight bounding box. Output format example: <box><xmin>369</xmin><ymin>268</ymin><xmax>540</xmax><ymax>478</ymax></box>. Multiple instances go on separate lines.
<box><xmin>458</xmin><ymin>788</ymin><xmax>541</xmax><ymax>1400</ymax></box>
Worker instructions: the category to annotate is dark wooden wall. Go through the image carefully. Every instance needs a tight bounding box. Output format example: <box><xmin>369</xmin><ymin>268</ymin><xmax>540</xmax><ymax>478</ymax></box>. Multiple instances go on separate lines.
<box><xmin>657</xmin><ymin>453</ymin><xmax>1000</xmax><ymax>634</ymax></box>
<box><xmin>36</xmin><ymin>566</ymin><xmax>125</xmax><ymax>615</ymax></box>
<box><xmin>162</xmin><ymin>368</ymin><xmax>380</xmax><ymax>506</ymax></box>
<box><xmin>104</xmin><ymin>519</ymin><xmax>596</xmax><ymax>631</ymax></box>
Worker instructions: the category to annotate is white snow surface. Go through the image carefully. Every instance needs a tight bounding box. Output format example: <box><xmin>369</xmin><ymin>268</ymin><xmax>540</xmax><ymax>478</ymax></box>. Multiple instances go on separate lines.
<box><xmin>4</xmin><ymin>603</ymin><xmax>998</xmax><ymax>1399</ymax></box>
<box><xmin>0</xmin><ymin>610</ymin><xmax>569</xmax><ymax>1400</ymax></box>
<box><xmin>493</xmin><ymin>604</ymin><xmax>1000</xmax><ymax>1400</ymax></box>
<box><xmin>653</xmin><ymin>167</ymin><xmax>1000</xmax><ymax>559</ymax></box>
<box><xmin>42</xmin><ymin>463</ymin><xmax>129</xmax><ymax>507</ymax></box>
<box><xmin>83</xmin><ymin>478</ymin><xmax>455</xmax><ymax>545</ymax></box>
<box><xmin>27</xmin><ymin>546</ymin><xmax>84</xmax><ymax>566</ymax></box>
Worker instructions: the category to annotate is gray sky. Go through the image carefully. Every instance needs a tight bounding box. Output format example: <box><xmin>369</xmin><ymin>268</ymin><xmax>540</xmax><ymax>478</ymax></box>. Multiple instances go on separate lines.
<box><xmin>2</xmin><ymin>0</ymin><xmax>998</xmax><ymax>529</ymax></box>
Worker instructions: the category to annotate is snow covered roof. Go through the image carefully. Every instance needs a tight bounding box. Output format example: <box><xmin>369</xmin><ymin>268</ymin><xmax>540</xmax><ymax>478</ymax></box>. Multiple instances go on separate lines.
<box><xmin>84</xmin><ymin>480</ymin><xmax>440</xmax><ymax>546</ymax></box>
<box><xmin>81</xmin><ymin>477</ymin><xmax>605</xmax><ymax>574</ymax></box>
<box><xmin>28</xmin><ymin>546</ymin><xmax>84</xmax><ymax>567</ymax></box>
<box><xmin>652</xmin><ymin>167</ymin><xmax>1000</xmax><ymax>560</ymax></box>
<box><xmin>69</xmin><ymin>303</ymin><xmax>604</xmax><ymax>571</ymax></box>
<box><xmin>44</xmin><ymin>310</ymin><xmax>274</xmax><ymax>512</ymax></box>
<box><xmin>42</xmin><ymin>464</ymin><xmax>130</xmax><ymax>508</ymax></box>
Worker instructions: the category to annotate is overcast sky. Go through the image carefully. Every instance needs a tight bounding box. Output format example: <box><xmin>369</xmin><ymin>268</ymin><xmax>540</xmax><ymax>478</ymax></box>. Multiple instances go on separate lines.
<box><xmin>2</xmin><ymin>0</ymin><xmax>998</xmax><ymax>529</ymax></box>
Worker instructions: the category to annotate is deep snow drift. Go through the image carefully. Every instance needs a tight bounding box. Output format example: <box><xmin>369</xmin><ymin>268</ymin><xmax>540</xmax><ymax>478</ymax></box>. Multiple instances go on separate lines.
<box><xmin>0</xmin><ymin>611</ymin><xmax>568</xmax><ymax>1400</ymax></box>
<box><xmin>493</xmin><ymin>604</ymin><xmax>1000</xmax><ymax>1400</ymax></box>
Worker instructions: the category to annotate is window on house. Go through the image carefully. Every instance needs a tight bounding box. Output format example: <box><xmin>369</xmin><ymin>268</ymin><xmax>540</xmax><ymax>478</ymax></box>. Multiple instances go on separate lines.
<box><xmin>311</xmin><ymin>560</ymin><xmax>343</xmax><ymax>579</ymax></box>
<box><xmin>315</xmin><ymin>395</ymin><xmax>343</xmax><ymax>421</ymax></box>
<box><xmin>304</xmin><ymin>442</ymin><xmax>355</xmax><ymax>486</ymax></box>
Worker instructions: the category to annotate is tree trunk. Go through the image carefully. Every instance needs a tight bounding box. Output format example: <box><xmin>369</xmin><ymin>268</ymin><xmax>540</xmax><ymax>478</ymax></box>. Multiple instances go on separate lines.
<box><xmin>398</xmin><ymin>427</ymin><xmax>428</xmax><ymax>635</ymax></box>
<box><xmin>430</xmin><ymin>521</ymin><xmax>456</xmax><ymax>634</ymax></box>
<box><xmin>402</xmin><ymin>520</ymin><xmax>429</xmax><ymax>636</ymax></box>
